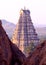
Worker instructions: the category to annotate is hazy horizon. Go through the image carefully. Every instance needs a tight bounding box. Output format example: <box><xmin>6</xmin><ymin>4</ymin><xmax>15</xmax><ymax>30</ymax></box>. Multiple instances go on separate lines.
<box><xmin>1</xmin><ymin>19</ymin><xmax>46</xmax><ymax>28</ymax></box>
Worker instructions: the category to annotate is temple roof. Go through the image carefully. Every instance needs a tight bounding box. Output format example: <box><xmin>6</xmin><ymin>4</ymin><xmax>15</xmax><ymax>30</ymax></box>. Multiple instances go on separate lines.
<box><xmin>20</xmin><ymin>9</ymin><xmax>30</xmax><ymax>15</ymax></box>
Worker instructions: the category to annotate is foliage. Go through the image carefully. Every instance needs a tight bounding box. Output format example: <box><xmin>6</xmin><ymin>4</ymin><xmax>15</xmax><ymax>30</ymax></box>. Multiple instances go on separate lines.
<box><xmin>24</xmin><ymin>41</ymin><xmax>35</xmax><ymax>54</ymax></box>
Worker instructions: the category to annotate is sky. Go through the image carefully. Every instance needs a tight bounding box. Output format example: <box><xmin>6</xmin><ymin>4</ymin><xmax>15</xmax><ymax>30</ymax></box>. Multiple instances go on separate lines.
<box><xmin>0</xmin><ymin>0</ymin><xmax>46</xmax><ymax>26</ymax></box>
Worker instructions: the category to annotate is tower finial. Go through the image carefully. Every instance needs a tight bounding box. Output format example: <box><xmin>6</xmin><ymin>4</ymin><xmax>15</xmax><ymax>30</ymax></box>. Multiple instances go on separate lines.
<box><xmin>24</xmin><ymin>6</ymin><xmax>26</xmax><ymax>10</ymax></box>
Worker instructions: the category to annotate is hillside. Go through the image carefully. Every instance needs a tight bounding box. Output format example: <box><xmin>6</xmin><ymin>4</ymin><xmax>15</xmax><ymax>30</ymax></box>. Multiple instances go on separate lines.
<box><xmin>35</xmin><ymin>27</ymin><xmax>46</xmax><ymax>40</ymax></box>
<box><xmin>2</xmin><ymin>19</ymin><xmax>15</xmax><ymax>39</ymax></box>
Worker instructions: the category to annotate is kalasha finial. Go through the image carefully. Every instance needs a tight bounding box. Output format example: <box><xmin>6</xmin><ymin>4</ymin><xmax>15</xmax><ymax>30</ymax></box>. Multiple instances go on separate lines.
<box><xmin>0</xmin><ymin>20</ymin><xmax>2</xmax><ymax>26</ymax></box>
<box><xmin>24</xmin><ymin>6</ymin><xmax>26</xmax><ymax>10</ymax></box>
<box><xmin>20</xmin><ymin>9</ymin><xmax>23</xmax><ymax>15</ymax></box>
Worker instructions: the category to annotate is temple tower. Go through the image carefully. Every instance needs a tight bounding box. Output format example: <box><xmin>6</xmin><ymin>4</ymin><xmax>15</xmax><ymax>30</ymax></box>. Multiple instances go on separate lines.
<box><xmin>12</xmin><ymin>9</ymin><xmax>39</xmax><ymax>53</ymax></box>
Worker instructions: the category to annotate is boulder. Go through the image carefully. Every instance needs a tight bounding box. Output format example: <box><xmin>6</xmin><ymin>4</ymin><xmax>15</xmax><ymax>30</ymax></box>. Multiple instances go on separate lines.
<box><xmin>23</xmin><ymin>40</ymin><xmax>46</xmax><ymax>65</ymax></box>
<box><xmin>0</xmin><ymin>20</ymin><xmax>12</xmax><ymax>65</ymax></box>
<box><xmin>0</xmin><ymin>20</ymin><xmax>26</xmax><ymax>65</ymax></box>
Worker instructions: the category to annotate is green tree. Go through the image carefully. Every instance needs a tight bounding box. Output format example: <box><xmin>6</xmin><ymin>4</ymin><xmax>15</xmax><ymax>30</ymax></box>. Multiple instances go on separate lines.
<box><xmin>24</xmin><ymin>41</ymin><xmax>35</xmax><ymax>55</ymax></box>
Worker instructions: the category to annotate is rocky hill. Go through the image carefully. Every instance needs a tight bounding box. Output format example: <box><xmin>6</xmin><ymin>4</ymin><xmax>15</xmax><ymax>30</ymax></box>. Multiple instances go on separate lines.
<box><xmin>23</xmin><ymin>40</ymin><xmax>46</xmax><ymax>65</ymax></box>
<box><xmin>0</xmin><ymin>20</ymin><xmax>26</xmax><ymax>65</ymax></box>
<box><xmin>35</xmin><ymin>27</ymin><xmax>46</xmax><ymax>40</ymax></box>
<box><xmin>2</xmin><ymin>19</ymin><xmax>15</xmax><ymax>39</ymax></box>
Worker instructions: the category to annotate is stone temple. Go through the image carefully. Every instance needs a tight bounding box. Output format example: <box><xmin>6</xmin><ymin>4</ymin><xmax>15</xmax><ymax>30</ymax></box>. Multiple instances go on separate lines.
<box><xmin>12</xmin><ymin>9</ymin><xmax>39</xmax><ymax>53</ymax></box>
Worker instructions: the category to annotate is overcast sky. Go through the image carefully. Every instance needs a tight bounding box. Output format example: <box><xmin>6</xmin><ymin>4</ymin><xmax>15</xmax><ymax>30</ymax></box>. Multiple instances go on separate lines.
<box><xmin>0</xmin><ymin>0</ymin><xmax>46</xmax><ymax>26</ymax></box>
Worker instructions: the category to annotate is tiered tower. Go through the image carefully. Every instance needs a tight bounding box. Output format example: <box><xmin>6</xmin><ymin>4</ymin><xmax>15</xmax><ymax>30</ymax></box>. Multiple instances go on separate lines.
<box><xmin>12</xmin><ymin>9</ymin><xmax>39</xmax><ymax>53</ymax></box>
